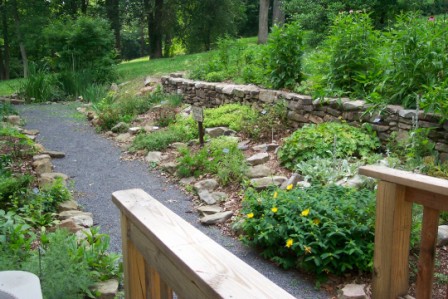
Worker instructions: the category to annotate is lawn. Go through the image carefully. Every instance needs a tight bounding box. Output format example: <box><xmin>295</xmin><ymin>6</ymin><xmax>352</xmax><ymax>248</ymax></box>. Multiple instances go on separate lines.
<box><xmin>0</xmin><ymin>78</ymin><xmax>22</xmax><ymax>96</ymax></box>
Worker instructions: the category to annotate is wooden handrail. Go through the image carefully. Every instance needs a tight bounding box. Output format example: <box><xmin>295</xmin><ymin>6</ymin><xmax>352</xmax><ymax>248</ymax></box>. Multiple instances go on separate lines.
<box><xmin>112</xmin><ymin>188</ymin><xmax>296</xmax><ymax>299</ymax></box>
<box><xmin>359</xmin><ymin>165</ymin><xmax>448</xmax><ymax>299</ymax></box>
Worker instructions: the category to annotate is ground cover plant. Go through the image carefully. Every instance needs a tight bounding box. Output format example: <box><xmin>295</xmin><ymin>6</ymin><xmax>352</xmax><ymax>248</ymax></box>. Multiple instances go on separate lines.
<box><xmin>239</xmin><ymin>185</ymin><xmax>376</xmax><ymax>278</ymax></box>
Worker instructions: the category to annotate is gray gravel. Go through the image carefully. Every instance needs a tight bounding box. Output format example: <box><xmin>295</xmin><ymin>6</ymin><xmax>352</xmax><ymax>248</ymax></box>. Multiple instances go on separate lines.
<box><xmin>17</xmin><ymin>103</ymin><xmax>328</xmax><ymax>299</ymax></box>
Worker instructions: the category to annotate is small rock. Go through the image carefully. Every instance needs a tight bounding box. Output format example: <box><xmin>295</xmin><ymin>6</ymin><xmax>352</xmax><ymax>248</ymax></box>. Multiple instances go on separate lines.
<box><xmin>32</xmin><ymin>159</ymin><xmax>53</xmax><ymax>174</ymax></box>
<box><xmin>33</xmin><ymin>154</ymin><xmax>51</xmax><ymax>161</ymax></box>
<box><xmin>39</xmin><ymin>173</ymin><xmax>69</xmax><ymax>187</ymax></box>
<box><xmin>398</xmin><ymin>109</ymin><xmax>417</xmax><ymax>119</ymax></box>
<box><xmin>338</xmin><ymin>284</ymin><xmax>367</xmax><ymax>299</ymax></box>
<box><xmin>197</xmin><ymin>205</ymin><xmax>223</xmax><ymax>215</ymax></box>
<box><xmin>179</xmin><ymin>177</ymin><xmax>195</xmax><ymax>185</ymax></box>
<box><xmin>4</xmin><ymin>115</ymin><xmax>21</xmax><ymax>125</ymax></box>
<box><xmin>34</xmin><ymin>143</ymin><xmax>46</xmax><ymax>153</ymax></box>
<box><xmin>128</xmin><ymin>127</ymin><xmax>142</xmax><ymax>135</ymax></box>
<box><xmin>145</xmin><ymin>151</ymin><xmax>163</xmax><ymax>163</ymax></box>
<box><xmin>198</xmin><ymin>190</ymin><xmax>217</xmax><ymax>205</ymax></box>
<box><xmin>170</xmin><ymin>142</ymin><xmax>187</xmax><ymax>150</ymax></box>
<box><xmin>139</xmin><ymin>86</ymin><xmax>155</xmax><ymax>95</ymax></box>
<box><xmin>110</xmin><ymin>83</ymin><xmax>119</xmax><ymax>92</ymax></box>
<box><xmin>68</xmin><ymin>213</ymin><xmax>94</xmax><ymax>228</ymax></box>
<box><xmin>437</xmin><ymin>225</ymin><xmax>448</xmax><ymax>247</ymax></box>
<box><xmin>200</xmin><ymin>211</ymin><xmax>233</xmax><ymax>225</ymax></box>
<box><xmin>57</xmin><ymin>218</ymin><xmax>82</xmax><ymax>233</ymax></box>
<box><xmin>58</xmin><ymin>200</ymin><xmax>79</xmax><ymax>212</ymax></box>
<box><xmin>246</xmin><ymin>153</ymin><xmax>269</xmax><ymax>166</ymax></box>
<box><xmin>252</xmin><ymin>143</ymin><xmax>279</xmax><ymax>152</ymax></box>
<box><xmin>194</xmin><ymin>179</ymin><xmax>218</xmax><ymax>193</ymax></box>
<box><xmin>86</xmin><ymin>111</ymin><xmax>96</xmax><ymax>120</ymax></box>
<box><xmin>25</xmin><ymin>134</ymin><xmax>37</xmax><ymax>141</ymax></box>
<box><xmin>59</xmin><ymin>210</ymin><xmax>92</xmax><ymax>220</ymax></box>
<box><xmin>336</xmin><ymin>175</ymin><xmax>365</xmax><ymax>188</ymax></box>
<box><xmin>246</xmin><ymin>165</ymin><xmax>272</xmax><ymax>178</ymax></box>
<box><xmin>211</xmin><ymin>192</ymin><xmax>228</xmax><ymax>202</ymax></box>
<box><xmin>342</xmin><ymin>100</ymin><xmax>365</xmax><ymax>111</ymax></box>
<box><xmin>42</xmin><ymin>150</ymin><xmax>65</xmax><ymax>158</ymax></box>
<box><xmin>23</xmin><ymin>129</ymin><xmax>39</xmax><ymax>135</ymax></box>
<box><xmin>77</xmin><ymin>107</ymin><xmax>87</xmax><ymax>114</ymax></box>
<box><xmin>296</xmin><ymin>181</ymin><xmax>311</xmax><ymax>188</ymax></box>
<box><xmin>111</xmin><ymin>122</ymin><xmax>129</xmax><ymax>133</ymax></box>
<box><xmin>205</xmin><ymin>127</ymin><xmax>235</xmax><ymax>138</ymax></box>
<box><xmin>92</xmin><ymin>279</ymin><xmax>119</xmax><ymax>299</ymax></box>
<box><xmin>280</xmin><ymin>173</ymin><xmax>303</xmax><ymax>189</ymax></box>
<box><xmin>250</xmin><ymin>176</ymin><xmax>288</xmax><ymax>190</ymax></box>
<box><xmin>160</xmin><ymin>161</ymin><xmax>177</xmax><ymax>174</ymax></box>
<box><xmin>104</xmin><ymin>131</ymin><xmax>116</xmax><ymax>138</ymax></box>
<box><xmin>115</xmin><ymin>133</ymin><xmax>132</xmax><ymax>143</ymax></box>
<box><xmin>238</xmin><ymin>140</ymin><xmax>250</xmax><ymax>151</ymax></box>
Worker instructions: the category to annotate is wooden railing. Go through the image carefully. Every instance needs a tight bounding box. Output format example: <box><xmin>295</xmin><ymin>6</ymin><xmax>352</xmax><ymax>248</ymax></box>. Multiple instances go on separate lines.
<box><xmin>359</xmin><ymin>165</ymin><xmax>448</xmax><ymax>299</ymax></box>
<box><xmin>112</xmin><ymin>188</ymin><xmax>296</xmax><ymax>299</ymax></box>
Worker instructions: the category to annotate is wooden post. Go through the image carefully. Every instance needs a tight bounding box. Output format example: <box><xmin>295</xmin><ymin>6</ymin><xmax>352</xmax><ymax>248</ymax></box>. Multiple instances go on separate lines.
<box><xmin>192</xmin><ymin>106</ymin><xmax>204</xmax><ymax>147</ymax></box>
<box><xmin>372</xmin><ymin>181</ymin><xmax>412</xmax><ymax>299</ymax></box>
<box><xmin>416</xmin><ymin>207</ymin><xmax>440</xmax><ymax>299</ymax></box>
<box><xmin>146</xmin><ymin>265</ymin><xmax>173</xmax><ymax>299</ymax></box>
<box><xmin>198</xmin><ymin>121</ymin><xmax>204</xmax><ymax>147</ymax></box>
<box><xmin>120</xmin><ymin>212</ymin><xmax>147</xmax><ymax>299</ymax></box>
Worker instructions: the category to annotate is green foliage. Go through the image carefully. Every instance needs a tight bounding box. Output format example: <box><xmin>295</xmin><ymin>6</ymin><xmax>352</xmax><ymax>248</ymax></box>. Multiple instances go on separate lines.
<box><xmin>18</xmin><ymin>64</ymin><xmax>59</xmax><ymax>102</ymax></box>
<box><xmin>266</xmin><ymin>22</ymin><xmax>304</xmax><ymax>89</ymax></box>
<box><xmin>0</xmin><ymin>102</ymin><xmax>17</xmax><ymax>119</ymax></box>
<box><xmin>239</xmin><ymin>185</ymin><xmax>376</xmax><ymax>276</ymax></box>
<box><xmin>203</xmin><ymin>103</ymin><xmax>258</xmax><ymax>131</ymax></box>
<box><xmin>296</xmin><ymin>158</ymin><xmax>362</xmax><ymax>185</ymax></box>
<box><xmin>80</xmin><ymin>84</ymin><xmax>109</xmax><ymax>103</ymax></box>
<box><xmin>0</xmin><ymin>173</ymin><xmax>33</xmax><ymax>210</ymax></box>
<box><xmin>322</xmin><ymin>12</ymin><xmax>380</xmax><ymax>96</ymax></box>
<box><xmin>177</xmin><ymin>136</ymin><xmax>247</xmax><ymax>185</ymax></box>
<box><xmin>278</xmin><ymin>122</ymin><xmax>380</xmax><ymax>169</ymax></box>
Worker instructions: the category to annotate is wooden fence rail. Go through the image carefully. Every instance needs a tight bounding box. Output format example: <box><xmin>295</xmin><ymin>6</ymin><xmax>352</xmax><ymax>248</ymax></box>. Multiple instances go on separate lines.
<box><xmin>359</xmin><ymin>165</ymin><xmax>448</xmax><ymax>299</ymax></box>
<box><xmin>112</xmin><ymin>188</ymin><xmax>296</xmax><ymax>299</ymax></box>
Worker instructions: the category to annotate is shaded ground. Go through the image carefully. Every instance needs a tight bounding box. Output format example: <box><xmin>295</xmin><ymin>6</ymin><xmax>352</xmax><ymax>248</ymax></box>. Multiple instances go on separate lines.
<box><xmin>17</xmin><ymin>102</ymin><xmax>328</xmax><ymax>299</ymax></box>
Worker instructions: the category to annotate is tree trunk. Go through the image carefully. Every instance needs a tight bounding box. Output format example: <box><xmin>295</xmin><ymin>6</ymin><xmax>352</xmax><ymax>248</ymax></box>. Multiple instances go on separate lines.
<box><xmin>106</xmin><ymin>0</ymin><xmax>121</xmax><ymax>55</ymax></box>
<box><xmin>258</xmin><ymin>0</ymin><xmax>269</xmax><ymax>44</ymax></box>
<box><xmin>272</xmin><ymin>0</ymin><xmax>285</xmax><ymax>26</ymax></box>
<box><xmin>11</xmin><ymin>0</ymin><xmax>28</xmax><ymax>78</ymax></box>
<box><xmin>148</xmin><ymin>0</ymin><xmax>163</xmax><ymax>59</ymax></box>
<box><xmin>163</xmin><ymin>33</ymin><xmax>172</xmax><ymax>58</ymax></box>
<box><xmin>0</xmin><ymin>0</ymin><xmax>10</xmax><ymax>80</ymax></box>
<box><xmin>81</xmin><ymin>0</ymin><xmax>88</xmax><ymax>14</ymax></box>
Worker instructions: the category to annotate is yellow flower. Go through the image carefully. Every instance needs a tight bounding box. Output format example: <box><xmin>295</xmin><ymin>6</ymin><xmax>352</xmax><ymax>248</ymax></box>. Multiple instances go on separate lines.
<box><xmin>273</xmin><ymin>191</ymin><xmax>278</xmax><ymax>199</ymax></box>
<box><xmin>286</xmin><ymin>184</ymin><xmax>293</xmax><ymax>191</ymax></box>
<box><xmin>304</xmin><ymin>245</ymin><xmax>312</xmax><ymax>254</ymax></box>
<box><xmin>271</xmin><ymin>207</ymin><xmax>278</xmax><ymax>213</ymax></box>
<box><xmin>313</xmin><ymin>218</ymin><xmax>320</xmax><ymax>225</ymax></box>
<box><xmin>247</xmin><ymin>213</ymin><xmax>254</xmax><ymax>218</ymax></box>
<box><xmin>285</xmin><ymin>239</ymin><xmax>293</xmax><ymax>248</ymax></box>
<box><xmin>301</xmin><ymin>208</ymin><xmax>310</xmax><ymax>217</ymax></box>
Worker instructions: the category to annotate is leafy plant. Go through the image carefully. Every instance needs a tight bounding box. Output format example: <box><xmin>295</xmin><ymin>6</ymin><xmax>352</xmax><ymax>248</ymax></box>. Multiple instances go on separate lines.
<box><xmin>203</xmin><ymin>103</ymin><xmax>258</xmax><ymax>131</ymax></box>
<box><xmin>18</xmin><ymin>63</ymin><xmax>59</xmax><ymax>103</ymax></box>
<box><xmin>239</xmin><ymin>185</ymin><xmax>376</xmax><ymax>277</ymax></box>
<box><xmin>278</xmin><ymin>122</ymin><xmax>380</xmax><ymax>169</ymax></box>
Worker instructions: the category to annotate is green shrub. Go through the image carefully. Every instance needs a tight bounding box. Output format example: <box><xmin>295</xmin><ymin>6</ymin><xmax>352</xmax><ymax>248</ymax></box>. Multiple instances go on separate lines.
<box><xmin>80</xmin><ymin>84</ymin><xmax>109</xmax><ymax>103</ymax></box>
<box><xmin>296</xmin><ymin>157</ymin><xmax>362</xmax><ymax>185</ymax></box>
<box><xmin>239</xmin><ymin>185</ymin><xmax>376</xmax><ymax>276</ymax></box>
<box><xmin>266</xmin><ymin>21</ymin><xmax>304</xmax><ymax>89</ymax></box>
<box><xmin>322</xmin><ymin>11</ymin><xmax>380</xmax><ymax>96</ymax></box>
<box><xmin>278</xmin><ymin>122</ymin><xmax>380</xmax><ymax>169</ymax></box>
<box><xmin>0</xmin><ymin>173</ymin><xmax>33</xmax><ymax>210</ymax></box>
<box><xmin>203</xmin><ymin>103</ymin><xmax>258</xmax><ymax>131</ymax></box>
<box><xmin>18</xmin><ymin>64</ymin><xmax>59</xmax><ymax>102</ymax></box>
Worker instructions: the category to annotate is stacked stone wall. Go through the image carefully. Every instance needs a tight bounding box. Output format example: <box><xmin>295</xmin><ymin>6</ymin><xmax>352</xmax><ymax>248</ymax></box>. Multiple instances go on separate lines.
<box><xmin>161</xmin><ymin>74</ymin><xmax>448</xmax><ymax>161</ymax></box>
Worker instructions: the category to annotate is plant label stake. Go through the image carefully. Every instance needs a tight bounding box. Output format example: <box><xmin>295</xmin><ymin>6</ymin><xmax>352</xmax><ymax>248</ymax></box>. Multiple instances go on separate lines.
<box><xmin>192</xmin><ymin>106</ymin><xmax>204</xmax><ymax>146</ymax></box>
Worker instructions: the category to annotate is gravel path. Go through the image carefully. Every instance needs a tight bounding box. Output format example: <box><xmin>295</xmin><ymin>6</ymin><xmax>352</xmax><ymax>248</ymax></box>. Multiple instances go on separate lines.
<box><xmin>18</xmin><ymin>103</ymin><xmax>328</xmax><ymax>299</ymax></box>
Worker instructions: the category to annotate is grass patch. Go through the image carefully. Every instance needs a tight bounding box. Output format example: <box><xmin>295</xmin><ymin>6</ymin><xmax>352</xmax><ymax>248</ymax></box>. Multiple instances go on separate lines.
<box><xmin>0</xmin><ymin>79</ymin><xmax>23</xmax><ymax>96</ymax></box>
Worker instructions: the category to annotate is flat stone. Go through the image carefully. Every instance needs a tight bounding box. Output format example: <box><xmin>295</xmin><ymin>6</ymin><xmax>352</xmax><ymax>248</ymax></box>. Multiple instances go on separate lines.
<box><xmin>205</xmin><ymin>127</ymin><xmax>235</xmax><ymax>138</ymax></box>
<box><xmin>39</xmin><ymin>172</ymin><xmax>69</xmax><ymax>187</ymax></box>
<box><xmin>59</xmin><ymin>210</ymin><xmax>92</xmax><ymax>220</ymax></box>
<box><xmin>287</xmin><ymin>111</ymin><xmax>308</xmax><ymax>123</ymax></box>
<box><xmin>57</xmin><ymin>218</ymin><xmax>83</xmax><ymax>233</ymax></box>
<box><xmin>179</xmin><ymin>177</ymin><xmax>195</xmax><ymax>185</ymax></box>
<box><xmin>194</xmin><ymin>179</ymin><xmax>218</xmax><ymax>193</ymax></box>
<box><xmin>198</xmin><ymin>190</ymin><xmax>217</xmax><ymax>205</ymax></box>
<box><xmin>160</xmin><ymin>161</ymin><xmax>177</xmax><ymax>174</ymax></box>
<box><xmin>436</xmin><ymin>143</ymin><xmax>448</xmax><ymax>153</ymax></box>
<box><xmin>23</xmin><ymin>129</ymin><xmax>39</xmax><ymax>135</ymax></box>
<box><xmin>338</xmin><ymin>284</ymin><xmax>367</xmax><ymax>299</ymax></box>
<box><xmin>246</xmin><ymin>153</ymin><xmax>269</xmax><ymax>166</ymax></box>
<box><xmin>42</xmin><ymin>150</ymin><xmax>66</xmax><ymax>158</ymax></box>
<box><xmin>398</xmin><ymin>109</ymin><xmax>417</xmax><ymax>119</ymax></box>
<box><xmin>437</xmin><ymin>225</ymin><xmax>448</xmax><ymax>247</ymax></box>
<box><xmin>33</xmin><ymin>154</ymin><xmax>51</xmax><ymax>161</ymax></box>
<box><xmin>128</xmin><ymin>127</ymin><xmax>142</xmax><ymax>135</ymax></box>
<box><xmin>211</xmin><ymin>192</ymin><xmax>228</xmax><ymax>202</ymax></box>
<box><xmin>197</xmin><ymin>205</ymin><xmax>223</xmax><ymax>215</ymax></box>
<box><xmin>259</xmin><ymin>90</ymin><xmax>277</xmax><ymax>103</ymax></box>
<box><xmin>250</xmin><ymin>176</ymin><xmax>287</xmax><ymax>190</ymax></box>
<box><xmin>238</xmin><ymin>140</ymin><xmax>250</xmax><ymax>151</ymax></box>
<box><xmin>58</xmin><ymin>200</ymin><xmax>79</xmax><ymax>212</ymax></box>
<box><xmin>32</xmin><ymin>159</ymin><xmax>52</xmax><ymax>174</ymax></box>
<box><xmin>252</xmin><ymin>143</ymin><xmax>279</xmax><ymax>152</ymax></box>
<box><xmin>280</xmin><ymin>173</ymin><xmax>303</xmax><ymax>189</ymax></box>
<box><xmin>34</xmin><ymin>143</ymin><xmax>46</xmax><ymax>153</ymax></box>
<box><xmin>343</xmin><ymin>100</ymin><xmax>365</xmax><ymax>111</ymax></box>
<box><xmin>145</xmin><ymin>151</ymin><xmax>163</xmax><ymax>163</ymax></box>
<box><xmin>200</xmin><ymin>211</ymin><xmax>233</xmax><ymax>225</ymax></box>
<box><xmin>170</xmin><ymin>142</ymin><xmax>187</xmax><ymax>149</ymax></box>
<box><xmin>111</xmin><ymin>122</ymin><xmax>129</xmax><ymax>133</ymax></box>
<box><xmin>70</xmin><ymin>214</ymin><xmax>94</xmax><ymax>227</ymax></box>
<box><xmin>246</xmin><ymin>165</ymin><xmax>272</xmax><ymax>178</ymax></box>
<box><xmin>92</xmin><ymin>279</ymin><xmax>119</xmax><ymax>299</ymax></box>
<box><xmin>115</xmin><ymin>133</ymin><xmax>132</xmax><ymax>143</ymax></box>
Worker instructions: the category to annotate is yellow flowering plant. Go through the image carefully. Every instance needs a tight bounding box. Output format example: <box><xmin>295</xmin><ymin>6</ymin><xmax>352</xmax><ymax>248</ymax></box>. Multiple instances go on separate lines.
<box><xmin>238</xmin><ymin>185</ymin><xmax>376</xmax><ymax>277</ymax></box>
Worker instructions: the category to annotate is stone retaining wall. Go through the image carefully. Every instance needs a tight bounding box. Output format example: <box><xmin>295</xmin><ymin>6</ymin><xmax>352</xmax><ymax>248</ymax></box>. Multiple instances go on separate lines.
<box><xmin>161</xmin><ymin>74</ymin><xmax>448</xmax><ymax>161</ymax></box>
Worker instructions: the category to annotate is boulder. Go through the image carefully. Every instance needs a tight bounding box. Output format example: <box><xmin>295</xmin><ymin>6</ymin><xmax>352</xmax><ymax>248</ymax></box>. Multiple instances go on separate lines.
<box><xmin>70</xmin><ymin>213</ymin><xmax>94</xmax><ymax>228</ymax></box>
<box><xmin>246</xmin><ymin>153</ymin><xmax>269</xmax><ymax>166</ymax></box>
<box><xmin>205</xmin><ymin>127</ymin><xmax>235</xmax><ymax>138</ymax></box>
<box><xmin>194</xmin><ymin>179</ymin><xmax>218</xmax><ymax>193</ymax></box>
<box><xmin>57</xmin><ymin>218</ymin><xmax>83</xmax><ymax>233</ymax></box>
<box><xmin>338</xmin><ymin>284</ymin><xmax>367</xmax><ymax>299</ymax></box>
<box><xmin>57</xmin><ymin>200</ymin><xmax>79</xmax><ymax>212</ymax></box>
<box><xmin>39</xmin><ymin>172</ymin><xmax>69</xmax><ymax>187</ymax></box>
<box><xmin>246</xmin><ymin>165</ymin><xmax>272</xmax><ymax>178</ymax></box>
<box><xmin>32</xmin><ymin>159</ymin><xmax>52</xmax><ymax>174</ymax></box>
<box><xmin>250</xmin><ymin>176</ymin><xmax>288</xmax><ymax>190</ymax></box>
<box><xmin>160</xmin><ymin>161</ymin><xmax>178</xmax><ymax>175</ymax></box>
<box><xmin>200</xmin><ymin>211</ymin><xmax>233</xmax><ymax>225</ymax></box>
<box><xmin>92</xmin><ymin>279</ymin><xmax>119</xmax><ymax>299</ymax></box>
<box><xmin>145</xmin><ymin>151</ymin><xmax>163</xmax><ymax>163</ymax></box>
